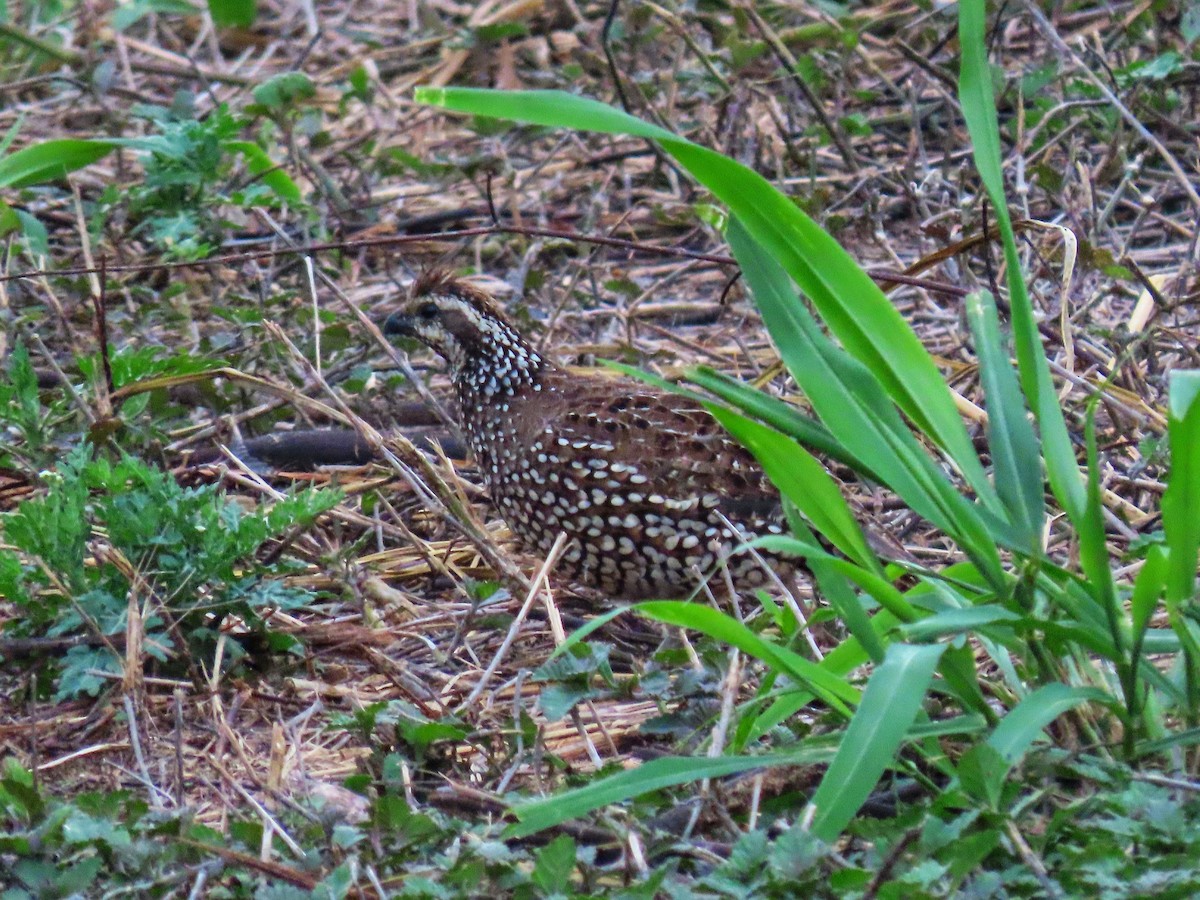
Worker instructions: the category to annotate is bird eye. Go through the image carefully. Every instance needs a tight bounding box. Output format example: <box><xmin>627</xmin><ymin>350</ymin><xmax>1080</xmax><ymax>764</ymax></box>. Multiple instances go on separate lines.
<box><xmin>418</xmin><ymin>302</ymin><xmax>439</xmax><ymax>320</ymax></box>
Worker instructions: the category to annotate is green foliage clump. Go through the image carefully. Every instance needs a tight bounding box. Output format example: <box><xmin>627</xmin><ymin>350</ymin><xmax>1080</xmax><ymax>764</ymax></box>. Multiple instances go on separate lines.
<box><xmin>0</xmin><ymin>343</ymin><xmax>59</xmax><ymax>469</ymax></box>
<box><xmin>96</xmin><ymin>98</ymin><xmax>304</xmax><ymax>260</ymax></box>
<box><xmin>0</xmin><ymin>443</ymin><xmax>340</xmax><ymax>699</ymax></box>
<box><xmin>0</xmin><ymin>753</ymin><xmax>613</xmax><ymax>899</ymax></box>
<box><xmin>122</xmin><ymin>102</ymin><xmax>242</xmax><ymax>260</ymax></box>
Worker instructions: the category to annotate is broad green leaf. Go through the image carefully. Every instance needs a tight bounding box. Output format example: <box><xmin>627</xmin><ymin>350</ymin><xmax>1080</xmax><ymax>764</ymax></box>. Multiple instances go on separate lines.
<box><xmin>898</xmin><ymin>606</ymin><xmax>1022</xmax><ymax>641</ymax></box>
<box><xmin>807</xmin><ymin>642</ymin><xmax>945</xmax><ymax>842</ymax></box>
<box><xmin>225</xmin><ymin>140</ymin><xmax>301</xmax><ymax>203</ymax></box>
<box><xmin>745</xmin><ymin>605</ymin><xmax>906</xmax><ymax>745</ymax></box>
<box><xmin>685</xmin><ymin>366</ymin><xmax>878</xmax><ymax>479</ymax></box>
<box><xmin>811</xmin><ymin>556</ymin><xmax>887</xmax><ymax>664</ymax></box>
<box><xmin>1078</xmin><ymin>405</ymin><xmax>1123</xmax><ymax>660</ymax></box>
<box><xmin>755</xmin><ymin>535</ymin><xmax>919</xmax><ymax>623</ymax></box>
<box><xmin>957</xmin><ymin>743</ymin><xmax>1007</xmax><ymax>808</ymax></box>
<box><xmin>580</xmin><ymin>589</ymin><xmax>880</xmax><ymax>737</ymax></box>
<box><xmin>603</xmin><ymin>359</ymin><xmax>870</xmax><ymax>479</ymax></box>
<box><xmin>252</xmin><ymin>72</ymin><xmax>316</xmax><ymax>110</ymax></box>
<box><xmin>708</xmin><ymin>405</ymin><xmax>879</xmax><ymax>572</ymax></box>
<box><xmin>986</xmin><ymin>684</ymin><xmax>1104</xmax><ymax>766</ymax></box>
<box><xmin>635</xmin><ymin>600</ymin><xmax>859</xmax><ymax>712</ymax></box>
<box><xmin>532</xmin><ymin>835</ymin><xmax>576</xmax><ymax>894</ymax></box>
<box><xmin>0</xmin><ymin>199</ymin><xmax>19</xmax><ymax>237</ymax></box>
<box><xmin>0</xmin><ymin>139</ymin><xmax>116</xmax><ymax>188</ymax></box>
<box><xmin>14</xmin><ymin>209</ymin><xmax>48</xmax><ymax>257</ymax></box>
<box><xmin>414</xmin><ymin>85</ymin><xmax>1000</xmax><ymax>513</ymax></box>
<box><xmin>958</xmin><ymin>0</ymin><xmax>1086</xmax><ymax>521</ymax></box>
<box><xmin>208</xmin><ymin>0</ymin><xmax>255</xmax><ymax>28</ymax></box>
<box><xmin>1131</xmin><ymin>544</ymin><xmax>1167</xmax><ymax>657</ymax></box>
<box><xmin>728</xmin><ymin>219</ymin><xmax>1008</xmax><ymax>587</ymax></box>
<box><xmin>964</xmin><ymin>290</ymin><xmax>1044</xmax><ymax>551</ymax></box>
<box><xmin>1163</xmin><ymin>371</ymin><xmax>1200</xmax><ymax>606</ymax></box>
<box><xmin>506</xmin><ymin>747</ymin><xmax>831</xmax><ymax>838</ymax></box>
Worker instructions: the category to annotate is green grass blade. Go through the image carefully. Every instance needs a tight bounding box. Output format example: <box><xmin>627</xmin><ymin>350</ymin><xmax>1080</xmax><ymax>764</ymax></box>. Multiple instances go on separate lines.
<box><xmin>604</xmin><ymin>359</ymin><xmax>877</xmax><ymax>481</ymax></box>
<box><xmin>964</xmin><ymin>291</ymin><xmax>1045</xmax><ymax>552</ymax></box>
<box><xmin>808</xmin><ymin>642</ymin><xmax>945</xmax><ymax>842</ymax></box>
<box><xmin>414</xmin><ymin>85</ymin><xmax>1000</xmax><ymax>513</ymax></box>
<box><xmin>416</xmin><ymin>86</ymin><xmax>678</xmax><ymax>143</ymax></box>
<box><xmin>1160</xmin><ymin>371</ymin><xmax>1200</xmax><ymax>714</ymax></box>
<box><xmin>1163</xmin><ymin>371</ymin><xmax>1200</xmax><ymax>606</ymax></box>
<box><xmin>634</xmin><ymin>601</ymin><xmax>859</xmax><ymax>713</ymax></box>
<box><xmin>1137</xmin><ymin>724</ymin><xmax>1200</xmax><ymax>759</ymax></box>
<box><xmin>505</xmin><ymin>747</ymin><xmax>831</xmax><ymax>838</ymax></box>
<box><xmin>898</xmin><ymin>606</ymin><xmax>1022</xmax><ymax>642</ymax></box>
<box><xmin>543</xmin><ymin>606</ymin><xmax>628</xmax><ymax>662</ymax></box>
<box><xmin>958</xmin><ymin>0</ymin><xmax>1086</xmax><ymax>521</ymax></box>
<box><xmin>1078</xmin><ymin>404</ymin><xmax>1125</xmax><ymax>660</ymax></box>
<box><xmin>743</xmin><ymin>604</ymin><xmax>908</xmax><ymax>744</ymax></box>
<box><xmin>0</xmin><ymin>139</ymin><xmax>116</xmax><ymax>188</ymax></box>
<box><xmin>756</xmin><ymin>536</ymin><xmax>919</xmax><ymax>623</ymax></box>
<box><xmin>986</xmin><ymin>684</ymin><xmax>1106</xmax><ymax>766</ymax></box>
<box><xmin>1129</xmin><ymin>544</ymin><xmax>1169</xmax><ymax>737</ymax></box>
<box><xmin>707</xmin><ymin>405</ymin><xmax>879</xmax><ymax>572</ymax></box>
<box><xmin>685</xmin><ymin>366</ymin><xmax>876</xmax><ymax>478</ymax></box>
<box><xmin>1131</xmin><ymin>545</ymin><xmax>1168</xmax><ymax>658</ymax></box>
<box><xmin>811</xmin><ymin>557</ymin><xmax>888</xmax><ymax>664</ymax></box>
<box><xmin>728</xmin><ymin>219</ymin><xmax>1009</xmax><ymax>585</ymax></box>
<box><xmin>0</xmin><ymin>114</ymin><xmax>24</xmax><ymax>156</ymax></box>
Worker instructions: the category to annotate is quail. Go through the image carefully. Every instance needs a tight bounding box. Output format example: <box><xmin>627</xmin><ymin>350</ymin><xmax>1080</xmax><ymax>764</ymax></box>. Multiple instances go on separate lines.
<box><xmin>383</xmin><ymin>270</ymin><xmax>791</xmax><ymax>599</ymax></box>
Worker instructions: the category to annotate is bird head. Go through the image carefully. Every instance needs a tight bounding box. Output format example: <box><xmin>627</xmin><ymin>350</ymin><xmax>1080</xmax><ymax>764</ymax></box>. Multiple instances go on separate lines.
<box><xmin>383</xmin><ymin>270</ymin><xmax>543</xmax><ymax>386</ymax></box>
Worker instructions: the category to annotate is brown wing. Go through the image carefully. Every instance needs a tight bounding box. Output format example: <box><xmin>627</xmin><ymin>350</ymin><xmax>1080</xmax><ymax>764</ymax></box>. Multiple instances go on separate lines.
<box><xmin>520</xmin><ymin>374</ymin><xmax>781</xmax><ymax>520</ymax></box>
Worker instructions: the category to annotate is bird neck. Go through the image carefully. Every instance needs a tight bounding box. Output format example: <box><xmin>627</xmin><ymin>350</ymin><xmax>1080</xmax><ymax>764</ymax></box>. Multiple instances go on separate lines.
<box><xmin>455</xmin><ymin>322</ymin><xmax>548</xmax><ymax>400</ymax></box>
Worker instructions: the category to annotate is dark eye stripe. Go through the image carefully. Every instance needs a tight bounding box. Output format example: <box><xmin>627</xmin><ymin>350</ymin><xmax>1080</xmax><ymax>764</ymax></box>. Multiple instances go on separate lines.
<box><xmin>419</xmin><ymin>302</ymin><xmax>439</xmax><ymax>319</ymax></box>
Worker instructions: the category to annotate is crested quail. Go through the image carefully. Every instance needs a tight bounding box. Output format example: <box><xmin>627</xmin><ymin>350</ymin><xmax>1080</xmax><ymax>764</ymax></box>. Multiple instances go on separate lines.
<box><xmin>383</xmin><ymin>270</ymin><xmax>791</xmax><ymax>599</ymax></box>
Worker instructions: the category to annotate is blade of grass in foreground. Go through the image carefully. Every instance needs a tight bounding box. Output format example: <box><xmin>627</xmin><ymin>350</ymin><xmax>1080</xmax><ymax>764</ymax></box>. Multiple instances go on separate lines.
<box><xmin>958</xmin><ymin>0</ymin><xmax>1084</xmax><ymax>521</ymax></box>
<box><xmin>708</xmin><ymin>404</ymin><xmax>879</xmax><ymax>572</ymax></box>
<box><xmin>728</xmin><ymin>219</ymin><xmax>1009</xmax><ymax>587</ymax></box>
<box><xmin>1161</xmin><ymin>371</ymin><xmax>1200</xmax><ymax>713</ymax></box>
<box><xmin>964</xmin><ymin>291</ymin><xmax>1045</xmax><ymax>555</ymax></box>
<box><xmin>603</xmin><ymin>358</ymin><xmax>874</xmax><ymax>479</ymax></box>
<box><xmin>986</xmin><ymin>683</ymin><xmax>1107</xmax><ymax>767</ymax></box>
<box><xmin>414</xmin><ymin>85</ymin><xmax>1004</xmax><ymax>519</ymax></box>
<box><xmin>505</xmin><ymin>746</ymin><xmax>831</xmax><ymax>838</ymax></box>
<box><xmin>633</xmin><ymin>601</ymin><xmax>859</xmax><ymax>713</ymax></box>
<box><xmin>0</xmin><ymin>138</ymin><xmax>116</xmax><ymax>188</ymax></box>
<box><xmin>807</xmin><ymin>642</ymin><xmax>945</xmax><ymax>842</ymax></box>
<box><xmin>1162</xmin><ymin>371</ymin><xmax>1200</xmax><ymax>607</ymax></box>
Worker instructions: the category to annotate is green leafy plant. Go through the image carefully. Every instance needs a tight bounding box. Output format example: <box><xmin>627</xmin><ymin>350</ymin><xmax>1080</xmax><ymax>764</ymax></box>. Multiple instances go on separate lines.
<box><xmin>0</xmin><ymin>343</ymin><xmax>57</xmax><ymax>468</ymax></box>
<box><xmin>409</xmin><ymin>0</ymin><xmax>1200</xmax><ymax>879</ymax></box>
<box><xmin>0</xmin><ymin>444</ymin><xmax>340</xmax><ymax>698</ymax></box>
<box><xmin>105</xmin><ymin>99</ymin><xmax>300</xmax><ymax>260</ymax></box>
<box><xmin>208</xmin><ymin>0</ymin><xmax>257</xmax><ymax>29</ymax></box>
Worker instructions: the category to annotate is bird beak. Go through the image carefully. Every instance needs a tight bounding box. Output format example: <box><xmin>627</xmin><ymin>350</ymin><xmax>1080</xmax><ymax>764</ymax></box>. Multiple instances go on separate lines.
<box><xmin>382</xmin><ymin>311</ymin><xmax>414</xmax><ymax>338</ymax></box>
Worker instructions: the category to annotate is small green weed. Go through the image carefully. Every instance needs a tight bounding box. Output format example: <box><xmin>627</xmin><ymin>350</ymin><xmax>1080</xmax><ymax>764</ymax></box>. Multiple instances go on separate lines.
<box><xmin>96</xmin><ymin>98</ymin><xmax>303</xmax><ymax>260</ymax></box>
<box><xmin>0</xmin><ymin>444</ymin><xmax>340</xmax><ymax>699</ymax></box>
<box><xmin>0</xmin><ymin>344</ymin><xmax>61</xmax><ymax>470</ymax></box>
